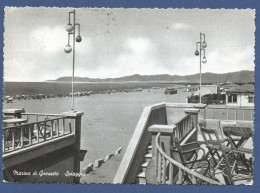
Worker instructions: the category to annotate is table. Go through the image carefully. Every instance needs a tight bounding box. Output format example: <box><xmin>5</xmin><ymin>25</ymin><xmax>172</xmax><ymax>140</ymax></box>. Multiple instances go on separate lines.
<box><xmin>222</xmin><ymin>126</ymin><xmax>253</xmax><ymax>173</ymax></box>
<box><xmin>222</xmin><ymin>126</ymin><xmax>253</xmax><ymax>150</ymax></box>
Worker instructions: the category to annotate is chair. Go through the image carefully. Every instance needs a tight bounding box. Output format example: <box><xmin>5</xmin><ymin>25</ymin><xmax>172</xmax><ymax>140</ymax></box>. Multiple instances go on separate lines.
<box><xmin>199</xmin><ymin>126</ymin><xmax>234</xmax><ymax>183</ymax></box>
<box><xmin>199</xmin><ymin>125</ymin><xmax>225</xmax><ymax>167</ymax></box>
<box><xmin>199</xmin><ymin>125</ymin><xmax>253</xmax><ymax>185</ymax></box>
<box><xmin>222</xmin><ymin>165</ymin><xmax>253</xmax><ymax>185</ymax></box>
<box><xmin>33</xmin><ymin>117</ymin><xmax>52</xmax><ymax>140</ymax></box>
<box><xmin>222</xmin><ymin>127</ymin><xmax>254</xmax><ymax>183</ymax></box>
<box><xmin>171</xmin><ymin>137</ymin><xmax>218</xmax><ymax>184</ymax></box>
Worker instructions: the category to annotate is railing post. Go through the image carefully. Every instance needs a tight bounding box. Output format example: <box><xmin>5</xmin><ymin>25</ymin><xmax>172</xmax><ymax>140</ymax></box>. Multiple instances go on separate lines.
<box><xmin>20</xmin><ymin>126</ymin><xmax>24</xmax><ymax>147</ymax></box>
<box><xmin>184</xmin><ymin>108</ymin><xmax>200</xmax><ymax>130</ymax></box>
<box><xmin>3</xmin><ymin>130</ymin><xmax>6</xmax><ymax>153</ymax></box>
<box><xmin>149</xmin><ymin>124</ymin><xmax>176</xmax><ymax>184</ymax></box>
<box><xmin>29</xmin><ymin>125</ymin><xmax>32</xmax><ymax>145</ymax></box>
<box><xmin>149</xmin><ymin>124</ymin><xmax>175</xmax><ymax>162</ymax></box>
<box><xmin>3</xmin><ymin>109</ymin><xmax>25</xmax><ymax>119</ymax></box>
<box><xmin>227</xmin><ymin>108</ymin><xmax>229</xmax><ymax>120</ymax></box>
<box><xmin>50</xmin><ymin>120</ymin><xmax>54</xmax><ymax>139</ymax></box>
<box><xmin>62</xmin><ymin>111</ymin><xmax>84</xmax><ymax>183</ymax></box>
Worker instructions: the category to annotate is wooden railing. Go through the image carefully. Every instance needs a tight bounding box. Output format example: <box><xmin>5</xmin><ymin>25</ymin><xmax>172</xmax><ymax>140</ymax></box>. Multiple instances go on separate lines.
<box><xmin>155</xmin><ymin>132</ymin><xmax>222</xmax><ymax>185</ymax></box>
<box><xmin>174</xmin><ymin>113</ymin><xmax>193</xmax><ymax>141</ymax></box>
<box><xmin>2</xmin><ymin>115</ymin><xmax>73</xmax><ymax>154</ymax></box>
<box><xmin>113</xmin><ymin>103</ymin><xmax>207</xmax><ymax>184</ymax></box>
<box><xmin>22</xmin><ymin>113</ymin><xmax>66</xmax><ymax>122</ymax></box>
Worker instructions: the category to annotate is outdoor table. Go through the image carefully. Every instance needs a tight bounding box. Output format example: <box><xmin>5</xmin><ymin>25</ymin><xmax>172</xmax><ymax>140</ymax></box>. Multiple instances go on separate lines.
<box><xmin>222</xmin><ymin>126</ymin><xmax>253</xmax><ymax>173</ymax></box>
<box><xmin>222</xmin><ymin>126</ymin><xmax>253</xmax><ymax>150</ymax></box>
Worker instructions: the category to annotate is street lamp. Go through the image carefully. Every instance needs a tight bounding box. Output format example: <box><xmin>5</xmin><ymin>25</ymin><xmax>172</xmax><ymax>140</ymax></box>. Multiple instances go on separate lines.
<box><xmin>64</xmin><ymin>10</ymin><xmax>82</xmax><ymax>111</ymax></box>
<box><xmin>194</xmin><ymin>32</ymin><xmax>207</xmax><ymax>103</ymax></box>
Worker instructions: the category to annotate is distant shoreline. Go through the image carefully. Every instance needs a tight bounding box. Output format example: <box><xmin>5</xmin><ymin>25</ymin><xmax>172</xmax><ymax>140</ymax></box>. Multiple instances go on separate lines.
<box><xmin>45</xmin><ymin>81</ymin><xmax>193</xmax><ymax>84</ymax></box>
<box><xmin>3</xmin><ymin>81</ymin><xmax>182</xmax><ymax>96</ymax></box>
<box><xmin>4</xmin><ymin>81</ymin><xmax>199</xmax><ymax>84</ymax></box>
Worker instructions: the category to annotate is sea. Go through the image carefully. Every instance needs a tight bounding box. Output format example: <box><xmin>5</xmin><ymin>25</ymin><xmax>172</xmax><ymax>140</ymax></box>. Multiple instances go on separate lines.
<box><xmin>3</xmin><ymin>81</ymin><xmax>185</xmax><ymax>96</ymax></box>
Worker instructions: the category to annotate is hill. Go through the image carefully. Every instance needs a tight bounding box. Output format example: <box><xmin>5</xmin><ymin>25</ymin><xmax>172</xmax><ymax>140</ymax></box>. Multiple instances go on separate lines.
<box><xmin>47</xmin><ymin>70</ymin><xmax>254</xmax><ymax>83</ymax></box>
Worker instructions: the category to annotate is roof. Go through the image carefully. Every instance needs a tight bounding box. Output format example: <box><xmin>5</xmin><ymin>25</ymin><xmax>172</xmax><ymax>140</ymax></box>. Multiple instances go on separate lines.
<box><xmin>166</xmin><ymin>87</ymin><xmax>176</xmax><ymax>90</ymax></box>
<box><xmin>201</xmin><ymin>85</ymin><xmax>218</xmax><ymax>87</ymax></box>
<box><xmin>226</xmin><ymin>84</ymin><xmax>254</xmax><ymax>94</ymax></box>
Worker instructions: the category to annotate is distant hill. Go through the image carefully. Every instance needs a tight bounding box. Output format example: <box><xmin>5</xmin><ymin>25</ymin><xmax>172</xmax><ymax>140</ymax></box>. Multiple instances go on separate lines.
<box><xmin>47</xmin><ymin>70</ymin><xmax>254</xmax><ymax>84</ymax></box>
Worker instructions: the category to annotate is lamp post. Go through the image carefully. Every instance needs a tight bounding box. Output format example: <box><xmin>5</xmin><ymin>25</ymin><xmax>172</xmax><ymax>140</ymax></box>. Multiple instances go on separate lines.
<box><xmin>194</xmin><ymin>32</ymin><xmax>207</xmax><ymax>103</ymax></box>
<box><xmin>64</xmin><ymin>10</ymin><xmax>82</xmax><ymax>111</ymax></box>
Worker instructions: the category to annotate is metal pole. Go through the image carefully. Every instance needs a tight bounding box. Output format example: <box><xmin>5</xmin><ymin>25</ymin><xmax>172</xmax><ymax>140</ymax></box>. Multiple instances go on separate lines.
<box><xmin>199</xmin><ymin>32</ymin><xmax>202</xmax><ymax>103</ymax></box>
<box><xmin>72</xmin><ymin>10</ymin><xmax>76</xmax><ymax>111</ymax></box>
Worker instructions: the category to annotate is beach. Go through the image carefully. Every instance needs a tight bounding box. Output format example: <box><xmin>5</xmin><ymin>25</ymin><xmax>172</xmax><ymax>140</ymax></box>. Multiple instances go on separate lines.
<box><xmin>3</xmin><ymin>86</ymin><xmax>191</xmax><ymax>181</ymax></box>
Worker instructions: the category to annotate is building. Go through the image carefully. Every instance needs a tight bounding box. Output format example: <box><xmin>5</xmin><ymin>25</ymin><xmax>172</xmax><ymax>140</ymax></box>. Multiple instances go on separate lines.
<box><xmin>186</xmin><ymin>85</ymin><xmax>199</xmax><ymax>92</ymax></box>
<box><xmin>225</xmin><ymin>84</ymin><xmax>254</xmax><ymax>107</ymax></box>
<box><xmin>200</xmin><ymin>85</ymin><xmax>219</xmax><ymax>95</ymax></box>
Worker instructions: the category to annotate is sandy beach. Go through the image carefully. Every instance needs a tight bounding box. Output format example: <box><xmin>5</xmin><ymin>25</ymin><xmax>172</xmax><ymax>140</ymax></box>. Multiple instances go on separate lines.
<box><xmin>3</xmin><ymin>88</ymin><xmax>191</xmax><ymax>182</ymax></box>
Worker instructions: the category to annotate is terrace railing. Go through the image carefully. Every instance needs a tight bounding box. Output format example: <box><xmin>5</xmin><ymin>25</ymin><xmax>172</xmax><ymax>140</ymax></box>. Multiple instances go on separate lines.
<box><xmin>2</xmin><ymin>114</ymin><xmax>74</xmax><ymax>154</ymax></box>
<box><xmin>113</xmin><ymin>103</ymin><xmax>206</xmax><ymax>184</ymax></box>
<box><xmin>154</xmin><ymin>132</ymin><xmax>221</xmax><ymax>185</ymax></box>
<box><xmin>22</xmin><ymin>113</ymin><xmax>66</xmax><ymax>122</ymax></box>
<box><xmin>113</xmin><ymin>102</ymin><xmax>254</xmax><ymax>184</ymax></box>
<box><xmin>205</xmin><ymin>105</ymin><xmax>254</xmax><ymax>121</ymax></box>
<box><xmin>174</xmin><ymin>113</ymin><xmax>194</xmax><ymax>141</ymax></box>
<box><xmin>148</xmin><ymin>109</ymin><xmax>203</xmax><ymax>184</ymax></box>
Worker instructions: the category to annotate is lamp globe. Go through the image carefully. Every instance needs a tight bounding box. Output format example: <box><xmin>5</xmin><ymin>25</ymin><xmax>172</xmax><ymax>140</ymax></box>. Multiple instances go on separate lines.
<box><xmin>64</xmin><ymin>45</ymin><xmax>72</xmax><ymax>53</ymax></box>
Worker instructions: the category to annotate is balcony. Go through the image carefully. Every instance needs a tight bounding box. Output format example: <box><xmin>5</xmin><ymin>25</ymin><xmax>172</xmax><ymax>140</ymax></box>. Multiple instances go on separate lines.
<box><xmin>2</xmin><ymin>109</ymin><xmax>84</xmax><ymax>183</ymax></box>
<box><xmin>113</xmin><ymin>103</ymin><xmax>254</xmax><ymax>185</ymax></box>
<box><xmin>3</xmin><ymin>113</ymin><xmax>74</xmax><ymax>155</ymax></box>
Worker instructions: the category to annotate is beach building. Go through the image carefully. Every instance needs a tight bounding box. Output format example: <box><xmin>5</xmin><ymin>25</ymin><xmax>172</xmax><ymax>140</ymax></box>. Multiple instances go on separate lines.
<box><xmin>225</xmin><ymin>84</ymin><xmax>254</xmax><ymax>107</ymax></box>
<box><xmin>186</xmin><ymin>85</ymin><xmax>221</xmax><ymax>104</ymax></box>
<box><xmin>186</xmin><ymin>85</ymin><xmax>199</xmax><ymax>92</ymax></box>
<box><xmin>186</xmin><ymin>85</ymin><xmax>219</xmax><ymax>95</ymax></box>
<box><xmin>200</xmin><ymin>85</ymin><xmax>219</xmax><ymax>95</ymax></box>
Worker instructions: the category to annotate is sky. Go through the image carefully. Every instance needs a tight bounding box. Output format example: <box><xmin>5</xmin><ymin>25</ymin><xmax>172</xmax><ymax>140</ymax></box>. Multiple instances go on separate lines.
<box><xmin>3</xmin><ymin>8</ymin><xmax>255</xmax><ymax>82</ymax></box>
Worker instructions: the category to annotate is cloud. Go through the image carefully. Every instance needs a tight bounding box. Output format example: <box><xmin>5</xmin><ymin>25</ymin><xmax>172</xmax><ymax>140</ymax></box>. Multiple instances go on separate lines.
<box><xmin>3</xmin><ymin>8</ymin><xmax>255</xmax><ymax>81</ymax></box>
<box><xmin>125</xmin><ymin>37</ymin><xmax>153</xmax><ymax>56</ymax></box>
<box><xmin>173</xmin><ymin>46</ymin><xmax>255</xmax><ymax>76</ymax></box>
<box><xmin>29</xmin><ymin>25</ymin><xmax>93</xmax><ymax>56</ymax></box>
<box><xmin>79</xmin><ymin>37</ymin><xmax>168</xmax><ymax>78</ymax></box>
<box><xmin>3</xmin><ymin>24</ymin><xmax>94</xmax><ymax>81</ymax></box>
<box><xmin>204</xmin><ymin>46</ymin><xmax>254</xmax><ymax>73</ymax></box>
<box><xmin>171</xmin><ymin>22</ymin><xmax>190</xmax><ymax>30</ymax></box>
<box><xmin>30</xmin><ymin>25</ymin><xmax>66</xmax><ymax>54</ymax></box>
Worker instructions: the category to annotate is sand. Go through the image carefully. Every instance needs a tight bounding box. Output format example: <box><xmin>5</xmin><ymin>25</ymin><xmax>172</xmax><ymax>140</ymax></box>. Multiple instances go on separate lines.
<box><xmin>3</xmin><ymin>88</ymin><xmax>191</xmax><ymax>182</ymax></box>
